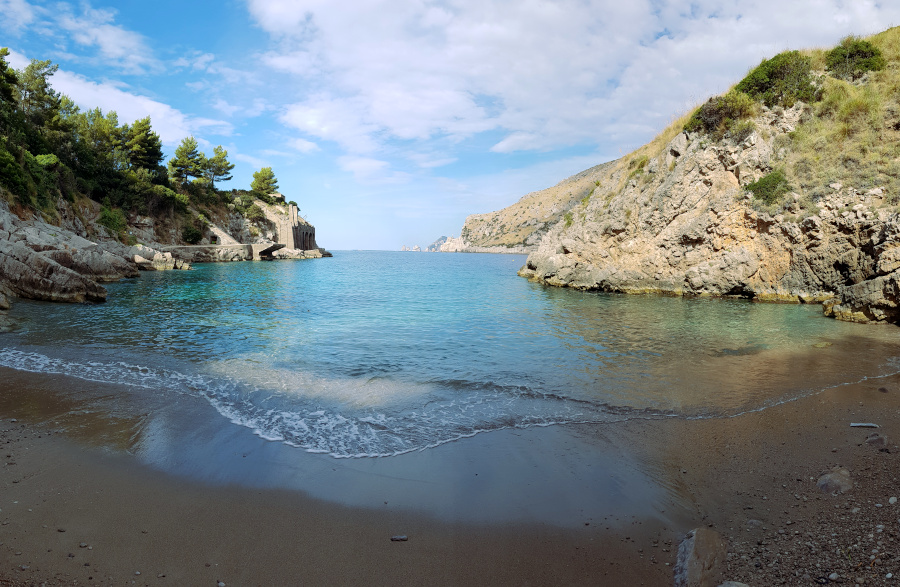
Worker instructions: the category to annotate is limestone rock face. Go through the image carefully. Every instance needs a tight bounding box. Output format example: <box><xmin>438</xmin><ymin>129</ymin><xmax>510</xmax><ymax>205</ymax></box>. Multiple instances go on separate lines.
<box><xmin>511</xmin><ymin>104</ymin><xmax>900</xmax><ymax>323</ymax></box>
<box><xmin>0</xmin><ymin>200</ymin><xmax>189</xmax><ymax>308</ymax></box>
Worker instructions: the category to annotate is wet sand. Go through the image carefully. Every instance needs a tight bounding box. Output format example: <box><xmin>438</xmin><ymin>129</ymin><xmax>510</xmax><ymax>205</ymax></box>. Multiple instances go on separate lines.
<box><xmin>0</xmin><ymin>367</ymin><xmax>899</xmax><ymax>585</ymax></box>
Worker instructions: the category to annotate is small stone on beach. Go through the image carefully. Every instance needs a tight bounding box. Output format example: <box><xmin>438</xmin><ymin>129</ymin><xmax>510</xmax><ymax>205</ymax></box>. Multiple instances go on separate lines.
<box><xmin>391</xmin><ymin>535</ymin><xmax>408</xmax><ymax>541</ymax></box>
<box><xmin>218</xmin><ymin>582</ymin><xmax>226</xmax><ymax>587</ymax></box>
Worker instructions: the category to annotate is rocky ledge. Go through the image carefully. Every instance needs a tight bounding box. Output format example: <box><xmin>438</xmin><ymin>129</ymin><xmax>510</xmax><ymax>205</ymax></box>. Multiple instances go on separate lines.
<box><xmin>0</xmin><ymin>200</ymin><xmax>190</xmax><ymax>328</ymax></box>
<box><xmin>518</xmin><ymin>105</ymin><xmax>900</xmax><ymax>324</ymax></box>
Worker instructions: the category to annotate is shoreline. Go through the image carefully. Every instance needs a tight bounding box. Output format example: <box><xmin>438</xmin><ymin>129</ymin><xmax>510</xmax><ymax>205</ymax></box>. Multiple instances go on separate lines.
<box><xmin>0</xmin><ymin>366</ymin><xmax>898</xmax><ymax>585</ymax></box>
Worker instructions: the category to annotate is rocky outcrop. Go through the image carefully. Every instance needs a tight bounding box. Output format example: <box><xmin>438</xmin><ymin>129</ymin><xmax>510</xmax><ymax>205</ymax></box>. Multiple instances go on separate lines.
<box><xmin>513</xmin><ymin>104</ymin><xmax>900</xmax><ymax>323</ymax></box>
<box><xmin>442</xmin><ymin>161</ymin><xmax>616</xmax><ymax>254</ymax></box>
<box><xmin>0</xmin><ymin>200</ymin><xmax>189</xmax><ymax>311</ymax></box>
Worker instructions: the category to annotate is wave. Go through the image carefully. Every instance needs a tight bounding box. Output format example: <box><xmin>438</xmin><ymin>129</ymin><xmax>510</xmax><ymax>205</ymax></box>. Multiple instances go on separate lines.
<box><xmin>0</xmin><ymin>348</ymin><xmax>676</xmax><ymax>458</ymax></box>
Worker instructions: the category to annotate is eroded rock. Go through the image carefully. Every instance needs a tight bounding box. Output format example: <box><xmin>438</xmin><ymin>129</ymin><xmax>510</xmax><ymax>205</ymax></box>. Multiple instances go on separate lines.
<box><xmin>674</xmin><ymin>527</ymin><xmax>727</xmax><ymax>587</ymax></box>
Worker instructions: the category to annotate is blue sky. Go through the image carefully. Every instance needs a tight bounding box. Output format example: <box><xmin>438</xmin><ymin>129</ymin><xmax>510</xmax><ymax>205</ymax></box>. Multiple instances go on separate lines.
<box><xmin>2</xmin><ymin>0</ymin><xmax>898</xmax><ymax>250</ymax></box>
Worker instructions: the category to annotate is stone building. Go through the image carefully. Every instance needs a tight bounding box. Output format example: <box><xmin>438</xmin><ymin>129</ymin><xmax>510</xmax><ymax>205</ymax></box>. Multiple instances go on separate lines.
<box><xmin>278</xmin><ymin>203</ymin><xmax>318</xmax><ymax>251</ymax></box>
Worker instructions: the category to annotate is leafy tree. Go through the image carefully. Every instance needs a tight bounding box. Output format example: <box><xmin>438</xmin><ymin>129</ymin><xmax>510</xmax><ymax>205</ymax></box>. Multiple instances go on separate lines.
<box><xmin>826</xmin><ymin>36</ymin><xmax>886</xmax><ymax>80</ymax></box>
<box><xmin>16</xmin><ymin>59</ymin><xmax>61</xmax><ymax>129</ymax></box>
<box><xmin>204</xmin><ymin>145</ymin><xmax>234</xmax><ymax>188</ymax></box>
<box><xmin>735</xmin><ymin>51</ymin><xmax>819</xmax><ymax>107</ymax></box>
<box><xmin>251</xmin><ymin>166</ymin><xmax>278</xmax><ymax>194</ymax></box>
<box><xmin>124</xmin><ymin>116</ymin><xmax>163</xmax><ymax>172</ymax></box>
<box><xmin>168</xmin><ymin>136</ymin><xmax>204</xmax><ymax>185</ymax></box>
<box><xmin>0</xmin><ymin>48</ymin><xmax>18</xmax><ymax>105</ymax></box>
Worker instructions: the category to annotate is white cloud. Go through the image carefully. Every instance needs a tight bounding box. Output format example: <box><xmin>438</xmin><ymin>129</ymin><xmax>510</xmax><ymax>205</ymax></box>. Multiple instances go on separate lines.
<box><xmin>174</xmin><ymin>52</ymin><xmax>215</xmax><ymax>71</ymax></box>
<box><xmin>13</xmin><ymin>57</ymin><xmax>234</xmax><ymax>145</ymax></box>
<box><xmin>53</xmin><ymin>3</ymin><xmax>158</xmax><ymax>73</ymax></box>
<box><xmin>338</xmin><ymin>156</ymin><xmax>411</xmax><ymax>184</ymax></box>
<box><xmin>248</xmin><ymin>0</ymin><xmax>900</xmax><ymax>158</ymax></box>
<box><xmin>0</xmin><ymin>0</ymin><xmax>35</xmax><ymax>34</ymax></box>
<box><xmin>288</xmin><ymin>137</ymin><xmax>320</xmax><ymax>153</ymax></box>
<box><xmin>233</xmin><ymin>152</ymin><xmax>269</xmax><ymax>168</ymax></box>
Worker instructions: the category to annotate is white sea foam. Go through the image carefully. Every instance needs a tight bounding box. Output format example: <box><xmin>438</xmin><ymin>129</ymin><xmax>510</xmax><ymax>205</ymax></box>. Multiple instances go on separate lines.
<box><xmin>0</xmin><ymin>347</ymin><xmax>659</xmax><ymax>458</ymax></box>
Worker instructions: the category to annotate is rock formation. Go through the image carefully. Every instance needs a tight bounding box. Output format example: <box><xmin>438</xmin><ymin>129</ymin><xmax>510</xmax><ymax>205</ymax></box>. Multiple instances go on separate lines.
<box><xmin>439</xmin><ymin>162</ymin><xmax>616</xmax><ymax>254</ymax></box>
<box><xmin>502</xmin><ymin>103</ymin><xmax>900</xmax><ymax>324</ymax></box>
<box><xmin>0</xmin><ymin>199</ymin><xmax>189</xmax><ymax>313</ymax></box>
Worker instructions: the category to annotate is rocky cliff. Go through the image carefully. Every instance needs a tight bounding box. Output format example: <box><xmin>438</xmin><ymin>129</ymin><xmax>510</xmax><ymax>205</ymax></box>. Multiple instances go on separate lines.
<box><xmin>440</xmin><ymin>162</ymin><xmax>615</xmax><ymax>254</ymax></box>
<box><xmin>519</xmin><ymin>104</ymin><xmax>900</xmax><ymax>322</ymax></box>
<box><xmin>511</xmin><ymin>30</ymin><xmax>900</xmax><ymax>324</ymax></box>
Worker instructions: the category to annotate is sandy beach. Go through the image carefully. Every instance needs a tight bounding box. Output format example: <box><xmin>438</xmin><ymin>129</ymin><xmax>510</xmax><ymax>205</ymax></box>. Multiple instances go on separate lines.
<box><xmin>0</xmin><ymin>365</ymin><xmax>898</xmax><ymax>586</ymax></box>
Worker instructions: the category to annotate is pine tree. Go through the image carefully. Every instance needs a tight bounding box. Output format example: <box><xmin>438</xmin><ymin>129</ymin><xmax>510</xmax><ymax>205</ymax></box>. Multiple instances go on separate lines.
<box><xmin>124</xmin><ymin>116</ymin><xmax>163</xmax><ymax>172</ymax></box>
<box><xmin>251</xmin><ymin>166</ymin><xmax>278</xmax><ymax>194</ymax></box>
<box><xmin>168</xmin><ymin>136</ymin><xmax>203</xmax><ymax>185</ymax></box>
<box><xmin>205</xmin><ymin>145</ymin><xmax>234</xmax><ymax>188</ymax></box>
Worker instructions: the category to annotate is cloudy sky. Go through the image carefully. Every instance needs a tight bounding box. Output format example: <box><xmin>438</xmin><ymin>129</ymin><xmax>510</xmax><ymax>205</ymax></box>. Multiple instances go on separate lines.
<box><xmin>1</xmin><ymin>0</ymin><xmax>897</xmax><ymax>249</ymax></box>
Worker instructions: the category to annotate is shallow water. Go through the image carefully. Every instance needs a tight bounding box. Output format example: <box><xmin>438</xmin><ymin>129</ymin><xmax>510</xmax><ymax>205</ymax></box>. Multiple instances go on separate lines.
<box><xmin>2</xmin><ymin>251</ymin><xmax>899</xmax><ymax>458</ymax></box>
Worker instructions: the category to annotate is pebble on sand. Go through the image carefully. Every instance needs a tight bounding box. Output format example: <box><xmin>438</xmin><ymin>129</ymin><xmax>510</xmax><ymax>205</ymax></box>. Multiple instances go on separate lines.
<box><xmin>391</xmin><ymin>535</ymin><xmax>408</xmax><ymax>541</ymax></box>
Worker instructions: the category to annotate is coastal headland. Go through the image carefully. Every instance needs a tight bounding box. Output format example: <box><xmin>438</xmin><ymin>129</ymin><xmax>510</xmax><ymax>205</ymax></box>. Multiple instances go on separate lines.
<box><xmin>440</xmin><ymin>29</ymin><xmax>900</xmax><ymax>326</ymax></box>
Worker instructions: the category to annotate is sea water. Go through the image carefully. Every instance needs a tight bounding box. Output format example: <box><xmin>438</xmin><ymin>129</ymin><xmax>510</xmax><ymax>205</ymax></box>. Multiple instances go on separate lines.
<box><xmin>2</xmin><ymin>251</ymin><xmax>899</xmax><ymax>458</ymax></box>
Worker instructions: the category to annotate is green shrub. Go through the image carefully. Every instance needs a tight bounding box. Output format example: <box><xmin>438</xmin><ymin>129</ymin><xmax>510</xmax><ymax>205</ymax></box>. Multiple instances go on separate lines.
<box><xmin>729</xmin><ymin>119</ymin><xmax>756</xmax><ymax>143</ymax></box>
<box><xmin>684</xmin><ymin>91</ymin><xmax>755</xmax><ymax>139</ymax></box>
<box><xmin>98</xmin><ymin>205</ymin><xmax>128</xmax><ymax>237</ymax></box>
<box><xmin>746</xmin><ymin>169</ymin><xmax>792</xmax><ymax>205</ymax></box>
<box><xmin>826</xmin><ymin>36</ymin><xmax>885</xmax><ymax>80</ymax></box>
<box><xmin>563</xmin><ymin>211</ymin><xmax>573</xmax><ymax>228</ymax></box>
<box><xmin>0</xmin><ymin>147</ymin><xmax>27</xmax><ymax>197</ymax></box>
<box><xmin>245</xmin><ymin>204</ymin><xmax>266</xmax><ymax>222</ymax></box>
<box><xmin>735</xmin><ymin>51</ymin><xmax>819</xmax><ymax>107</ymax></box>
<box><xmin>182</xmin><ymin>223</ymin><xmax>202</xmax><ymax>244</ymax></box>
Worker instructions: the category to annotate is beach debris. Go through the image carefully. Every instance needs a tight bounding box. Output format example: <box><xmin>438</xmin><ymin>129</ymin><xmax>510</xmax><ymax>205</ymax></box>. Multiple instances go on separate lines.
<box><xmin>390</xmin><ymin>535</ymin><xmax>408</xmax><ymax>542</ymax></box>
<box><xmin>56</xmin><ymin>528</ymin><xmax>65</xmax><ymax>532</ymax></box>
<box><xmin>673</xmin><ymin>528</ymin><xmax>726</xmax><ymax>587</ymax></box>
<box><xmin>135</xmin><ymin>571</ymin><xmax>141</xmax><ymax>576</ymax></box>
<box><xmin>79</xmin><ymin>543</ymin><xmax>87</xmax><ymax>548</ymax></box>
<box><xmin>865</xmin><ymin>433</ymin><xmax>888</xmax><ymax>447</ymax></box>
<box><xmin>850</xmin><ymin>422</ymin><xmax>879</xmax><ymax>428</ymax></box>
<box><xmin>217</xmin><ymin>582</ymin><xmax>226</xmax><ymax>587</ymax></box>
<box><xmin>816</xmin><ymin>467</ymin><xmax>853</xmax><ymax>494</ymax></box>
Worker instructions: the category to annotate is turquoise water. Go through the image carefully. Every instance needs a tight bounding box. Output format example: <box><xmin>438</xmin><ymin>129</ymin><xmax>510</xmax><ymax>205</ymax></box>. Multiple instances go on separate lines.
<box><xmin>2</xmin><ymin>251</ymin><xmax>899</xmax><ymax>457</ymax></box>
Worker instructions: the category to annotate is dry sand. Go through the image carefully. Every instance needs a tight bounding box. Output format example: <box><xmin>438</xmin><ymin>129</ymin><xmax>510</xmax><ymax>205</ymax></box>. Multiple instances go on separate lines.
<box><xmin>0</xmin><ymin>369</ymin><xmax>898</xmax><ymax>586</ymax></box>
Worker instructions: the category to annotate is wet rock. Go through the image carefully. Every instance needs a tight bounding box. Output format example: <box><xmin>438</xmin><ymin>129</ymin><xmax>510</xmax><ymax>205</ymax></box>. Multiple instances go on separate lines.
<box><xmin>817</xmin><ymin>467</ymin><xmax>853</xmax><ymax>494</ymax></box>
<box><xmin>674</xmin><ymin>528</ymin><xmax>727</xmax><ymax>587</ymax></box>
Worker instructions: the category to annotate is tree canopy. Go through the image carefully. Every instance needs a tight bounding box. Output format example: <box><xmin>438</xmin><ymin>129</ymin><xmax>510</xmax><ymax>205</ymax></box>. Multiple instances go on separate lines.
<box><xmin>251</xmin><ymin>166</ymin><xmax>278</xmax><ymax>194</ymax></box>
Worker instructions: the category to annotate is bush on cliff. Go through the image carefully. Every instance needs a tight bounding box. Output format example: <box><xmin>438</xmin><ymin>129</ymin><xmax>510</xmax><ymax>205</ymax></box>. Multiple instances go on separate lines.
<box><xmin>684</xmin><ymin>90</ymin><xmax>756</xmax><ymax>139</ymax></box>
<box><xmin>181</xmin><ymin>223</ymin><xmax>202</xmax><ymax>244</ymax></box>
<box><xmin>826</xmin><ymin>36</ymin><xmax>885</xmax><ymax>80</ymax></box>
<box><xmin>98</xmin><ymin>204</ymin><xmax>128</xmax><ymax>238</ymax></box>
<box><xmin>746</xmin><ymin>169</ymin><xmax>792</xmax><ymax>205</ymax></box>
<box><xmin>735</xmin><ymin>51</ymin><xmax>819</xmax><ymax>107</ymax></box>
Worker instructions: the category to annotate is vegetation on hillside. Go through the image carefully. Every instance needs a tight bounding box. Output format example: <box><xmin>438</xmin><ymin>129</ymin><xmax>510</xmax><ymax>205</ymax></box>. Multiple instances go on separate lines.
<box><xmin>0</xmin><ymin>45</ymin><xmax>287</xmax><ymax>243</ymax></box>
<box><xmin>677</xmin><ymin>28</ymin><xmax>899</xmax><ymax>211</ymax></box>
